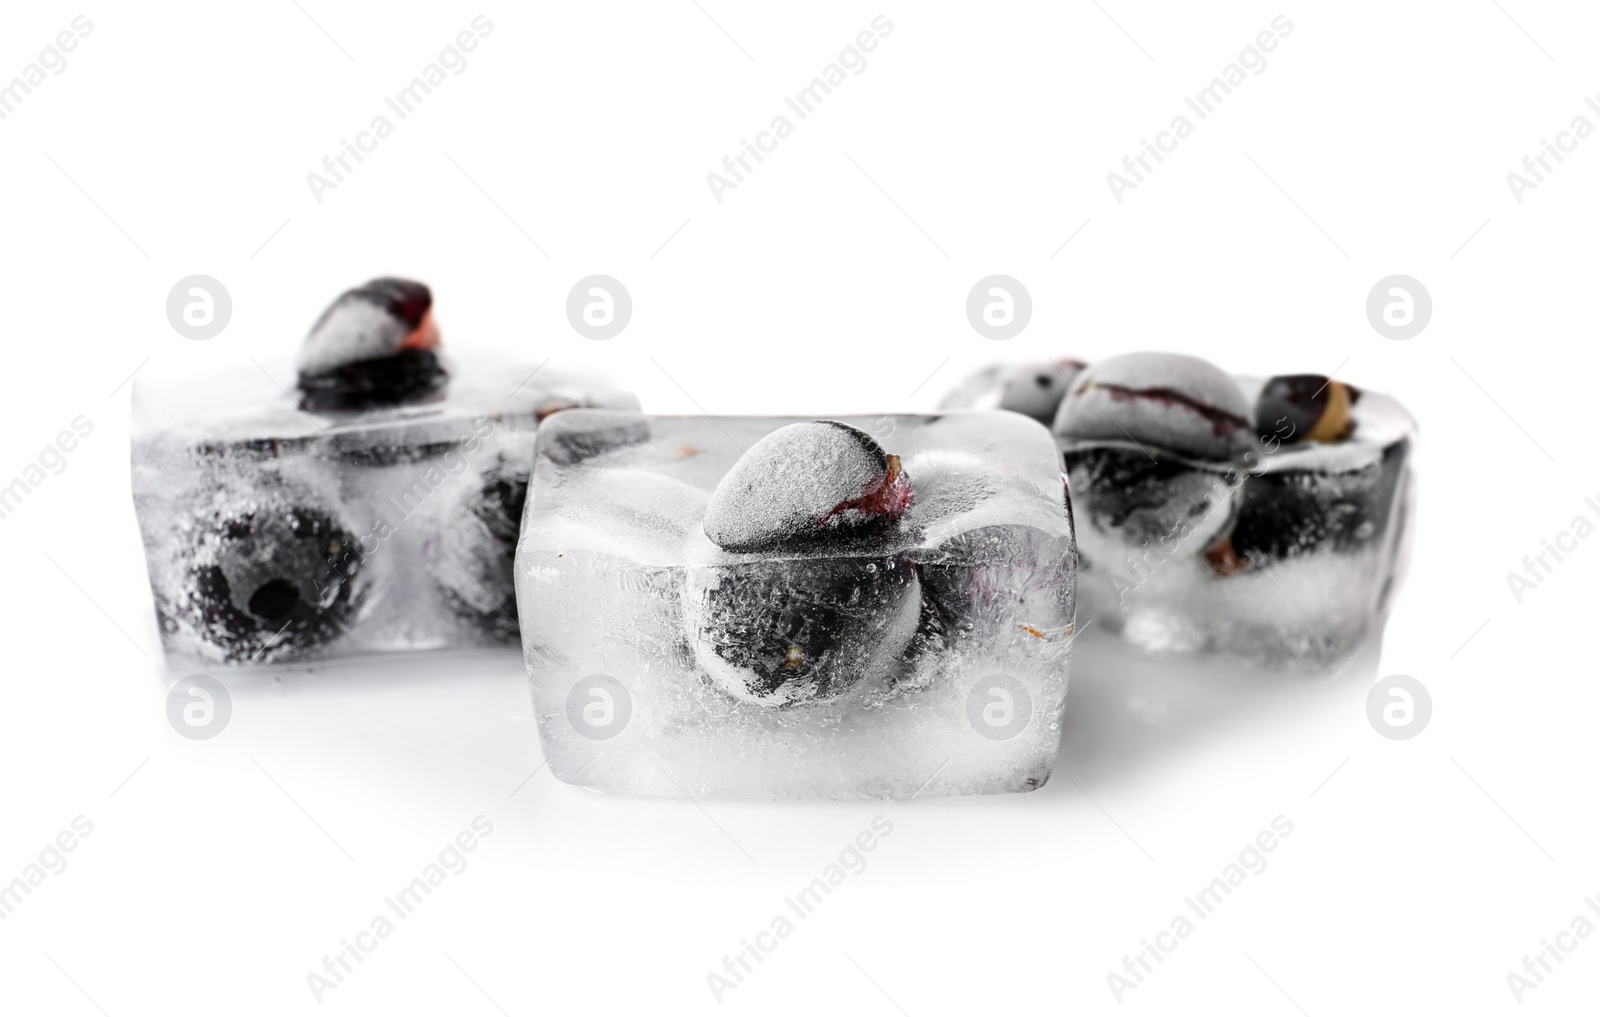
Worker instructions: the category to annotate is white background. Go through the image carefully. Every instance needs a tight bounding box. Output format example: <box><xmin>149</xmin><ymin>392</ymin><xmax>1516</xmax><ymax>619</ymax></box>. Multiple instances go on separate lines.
<box><xmin>1</xmin><ymin>2</ymin><xmax>1596</xmax><ymax>1014</ymax></box>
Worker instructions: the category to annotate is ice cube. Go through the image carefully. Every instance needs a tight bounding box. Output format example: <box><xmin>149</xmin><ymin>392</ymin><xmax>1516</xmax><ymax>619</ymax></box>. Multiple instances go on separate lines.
<box><xmin>947</xmin><ymin>354</ymin><xmax>1415</xmax><ymax>671</ymax></box>
<box><xmin>515</xmin><ymin>410</ymin><xmax>1077</xmax><ymax>799</ymax></box>
<box><xmin>130</xmin><ymin>278</ymin><xmax>637</xmax><ymax>667</ymax></box>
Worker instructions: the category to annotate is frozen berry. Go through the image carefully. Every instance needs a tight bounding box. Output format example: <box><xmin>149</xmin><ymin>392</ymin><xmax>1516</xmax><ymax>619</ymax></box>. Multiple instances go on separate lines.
<box><xmin>684</xmin><ymin>558</ymin><xmax>921</xmax><ymax>706</ymax></box>
<box><xmin>1230</xmin><ymin>439</ymin><xmax>1410</xmax><ymax>564</ymax></box>
<box><xmin>297</xmin><ymin>278</ymin><xmax>448</xmax><ymax>411</ymax></box>
<box><xmin>939</xmin><ymin>360</ymin><xmax>1084</xmax><ymax>426</ymax></box>
<box><xmin>916</xmin><ymin>524</ymin><xmax>1075</xmax><ymax>643</ymax></box>
<box><xmin>1254</xmin><ymin>374</ymin><xmax>1359</xmax><ymax>445</ymax></box>
<box><xmin>1054</xmin><ymin>353</ymin><xmax>1251</xmax><ymax>462</ymax></box>
<box><xmin>435</xmin><ymin>469</ymin><xmax>527</xmax><ymax>642</ymax></box>
<box><xmin>997</xmin><ymin>361</ymin><xmax>1085</xmax><ymax>425</ymax></box>
<box><xmin>702</xmin><ymin>421</ymin><xmax>911</xmax><ymax>553</ymax></box>
<box><xmin>179</xmin><ymin>505</ymin><xmax>365</xmax><ymax>663</ymax></box>
<box><xmin>1064</xmin><ymin>446</ymin><xmax>1241</xmax><ymax>572</ymax></box>
<box><xmin>686</xmin><ymin>421</ymin><xmax>922</xmax><ymax>705</ymax></box>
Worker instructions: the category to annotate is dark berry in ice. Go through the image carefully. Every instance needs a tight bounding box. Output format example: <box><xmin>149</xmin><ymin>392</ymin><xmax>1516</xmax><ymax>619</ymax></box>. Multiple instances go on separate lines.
<box><xmin>685</xmin><ymin>558</ymin><xmax>920</xmax><ymax>706</ymax></box>
<box><xmin>1230</xmin><ymin>439</ymin><xmax>1410</xmax><ymax>564</ymax></box>
<box><xmin>1254</xmin><ymin>374</ymin><xmax>1359</xmax><ymax>445</ymax></box>
<box><xmin>702</xmin><ymin>421</ymin><xmax>911</xmax><ymax>553</ymax></box>
<box><xmin>297</xmin><ymin>278</ymin><xmax>448</xmax><ymax>411</ymax></box>
<box><xmin>436</xmin><ymin>470</ymin><xmax>527</xmax><ymax>642</ymax></box>
<box><xmin>477</xmin><ymin>473</ymin><xmax>528</xmax><ymax>547</ymax></box>
<box><xmin>916</xmin><ymin>525</ymin><xmax>1075</xmax><ymax>643</ymax></box>
<box><xmin>1064</xmin><ymin>445</ymin><xmax>1240</xmax><ymax>568</ymax></box>
<box><xmin>1054</xmin><ymin>353</ymin><xmax>1252</xmax><ymax>461</ymax></box>
<box><xmin>997</xmin><ymin>360</ymin><xmax>1084</xmax><ymax>425</ymax></box>
<box><xmin>687</xmin><ymin>421</ymin><xmax>923</xmax><ymax>705</ymax></box>
<box><xmin>182</xmin><ymin>506</ymin><xmax>364</xmax><ymax>663</ymax></box>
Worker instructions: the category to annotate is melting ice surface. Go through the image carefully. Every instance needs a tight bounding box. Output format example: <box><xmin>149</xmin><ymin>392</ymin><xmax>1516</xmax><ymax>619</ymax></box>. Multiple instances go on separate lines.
<box><xmin>516</xmin><ymin>411</ymin><xmax>1078</xmax><ymax>799</ymax></box>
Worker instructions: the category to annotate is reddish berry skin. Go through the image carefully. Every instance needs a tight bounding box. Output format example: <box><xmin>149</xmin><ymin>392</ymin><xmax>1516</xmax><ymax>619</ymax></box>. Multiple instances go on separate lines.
<box><xmin>297</xmin><ymin>278</ymin><xmax>448</xmax><ymax>412</ymax></box>
<box><xmin>1054</xmin><ymin>352</ymin><xmax>1252</xmax><ymax>461</ymax></box>
<box><xmin>703</xmin><ymin>421</ymin><xmax>912</xmax><ymax>553</ymax></box>
<box><xmin>691</xmin><ymin>420</ymin><xmax>920</xmax><ymax>705</ymax></box>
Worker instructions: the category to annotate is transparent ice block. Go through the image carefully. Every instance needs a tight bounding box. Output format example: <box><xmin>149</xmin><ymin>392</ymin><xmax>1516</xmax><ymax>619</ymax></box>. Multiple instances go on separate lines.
<box><xmin>132</xmin><ymin>288</ymin><xmax>636</xmax><ymax>668</ymax></box>
<box><xmin>516</xmin><ymin>411</ymin><xmax>1077</xmax><ymax>798</ymax></box>
<box><xmin>943</xmin><ymin>359</ymin><xmax>1415</xmax><ymax>670</ymax></box>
